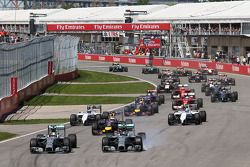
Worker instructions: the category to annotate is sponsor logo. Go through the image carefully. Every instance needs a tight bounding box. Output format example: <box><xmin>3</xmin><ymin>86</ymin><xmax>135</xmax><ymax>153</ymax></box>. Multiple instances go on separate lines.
<box><xmin>248</xmin><ymin>68</ymin><xmax>250</xmax><ymax>74</ymax></box>
<box><xmin>85</xmin><ymin>55</ymin><xmax>92</xmax><ymax>60</ymax></box>
<box><xmin>232</xmin><ymin>65</ymin><xmax>239</xmax><ymax>72</ymax></box>
<box><xmin>163</xmin><ymin>60</ymin><xmax>171</xmax><ymax>66</ymax></box>
<box><xmin>181</xmin><ymin>61</ymin><xmax>189</xmax><ymax>67</ymax></box>
<box><xmin>216</xmin><ymin>64</ymin><xmax>224</xmax><ymax>70</ymax></box>
<box><xmin>99</xmin><ymin>56</ymin><xmax>105</xmax><ymax>61</ymax></box>
<box><xmin>128</xmin><ymin>58</ymin><xmax>136</xmax><ymax>63</ymax></box>
<box><xmin>199</xmin><ymin>62</ymin><xmax>207</xmax><ymax>68</ymax></box>
<box><xmin>113</xmin><ymin>57</ymin><xmax>120</xmax><ymax>62</ymax></box>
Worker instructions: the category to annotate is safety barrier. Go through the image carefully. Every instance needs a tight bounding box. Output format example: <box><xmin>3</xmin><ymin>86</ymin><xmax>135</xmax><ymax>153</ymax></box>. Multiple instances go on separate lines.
<box><xmin>0</xmin><ymin>36</ymin><xmax>79</xmax><ymax>121</ymax></box>
<box><xmin>78</xmin><ymin>53</ymin><xmax>250</xmax><ymax>76</ymax></box>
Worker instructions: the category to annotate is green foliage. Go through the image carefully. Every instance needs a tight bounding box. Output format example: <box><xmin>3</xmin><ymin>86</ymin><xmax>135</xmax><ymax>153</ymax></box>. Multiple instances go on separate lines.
<box><xmin>46</xmin><ymin>82</ymin><xmax>154</xmax><ymax>94</ymax></box>
<box><xmin>24</xmin><ymin>96</ymin><xmax>135</xmax><ymax>105</ymax></box>
<box><xmin>73</xmin><ymin>70</ymin><xmax>136</xmax><ymax>82</ymax></box>
<box><xmin>0</xmin><ymin>132</ymin><xmax>16</xmax><ymax>141</ymax></box>
<box><xmin>3</xmin><ymin>119</ymin><xmax>69</xmax><ymax>125</ymax></box>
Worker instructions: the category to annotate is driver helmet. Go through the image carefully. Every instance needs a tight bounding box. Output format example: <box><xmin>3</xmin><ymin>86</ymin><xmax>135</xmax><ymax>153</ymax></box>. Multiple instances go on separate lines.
<box><xmin>87</xmin><ymin>109</ymin><xmax>92</xmax><ymax>114</ymax></box>
<box><xmin>139</xmin><ymin>98</ymin><xmax>144</xmax><ymax>104</ymax></box>
<box><xmin>50</xmin><ymin>132</ymin><xmax>57</xmax><ymax>137</ymax></box>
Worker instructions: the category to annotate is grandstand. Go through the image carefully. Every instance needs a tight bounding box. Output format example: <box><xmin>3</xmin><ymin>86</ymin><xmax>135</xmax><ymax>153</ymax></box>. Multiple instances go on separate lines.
<box><xmin>0</xmin><ymin>1</ymin><xmax>250</xmax><ymax>60</ymax></box>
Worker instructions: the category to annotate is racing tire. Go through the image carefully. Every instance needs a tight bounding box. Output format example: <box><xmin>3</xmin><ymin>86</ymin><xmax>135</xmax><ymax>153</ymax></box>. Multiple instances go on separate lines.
<box><xmin>92</xmin><ymin>122</ymin><xmax>99</xmax><ymax>135</ymax></box>
<box><xmin>63</xmin><ymin>137</ymin><xmax>72</xmax><ymax>153</ymax></box>
<box><xmin>205</xmin><ymin>88</ymin><xmax>211</xmax><ymax>96</ymax></box>
<box><xmin>109</xmin><ymin>67</ymin><xmax>113</xmax><ymax>72</ymax></box>
<box><xmin>70</xmin><ymin>114</ymin><xmax>77</xmax><ymax>126</ymax></box>
<box><xmin>30</xmin><ymin>138</ymin><xmax>37</xmax><ymax>153</ymax></box>
<box><xmin>201</xmin><ymin>84</ymin><xmax>206</xmax><ymax>92</ymax></box>
<box><xmin>147</xmin><ymin>106</ymin><xmax>153</xmax><ymax>116</ymax></box>
<box><xmin>231</xmin><ymin>93</ymin><xmax>237</xmax><ymax>102</ymax></box>
<box><xmin>101</xmin><ymin>112</ymin><xmax>109</xmax><ymax>119</ymax></box>
<box><xmin>158</xmin><ymin>74</ymin><xmax>161</xmax><ymax>79</ymax></box>
<box><xmin>142</xmin><ymin>68</ymin><xmax>145</xmax><ymax>74</ymax></box>
<box><xmin>137</xmin><ymin>132</ymin><xmax>146</xmax><ymax>140</ymax></box>
<box><xmin>68</xmin><ymin>134</ymin><xmax>77</xmax><ymax>148</ymax></box>
<box><xmin>234</xmin><ymin>91</ymin><xmax>238</xmax><ymax>100</ymax></box>
<box><xmin>199</xmin><ymin>110</ymin><xmax>207</xmax><ymax>122</ymax></box>
<box><xmin>102</xmin><ymin>137</ymin><xmax>109</xmax><ymax>152</ymax></box>
<box><xmin>124</xmin><ymin>106</ymin><xmax>131</xmax><ymax>116</ymax></box>
<box><xmin>155</xmin><ymin>96</ymin><xmax>161</xmax><ymax>105</ymax></box>
<box><xmin>152</xmin><ymin>103</ymin><xmax>159</xmax><ymax>113</ymax></box>
<box><xmin>124</xmin><ymin>67</ymin><xmax>128</xmax><ymax>72</ymax></box>
<box><xmin>125</xmin><ymin>119</ymin><xmax>133</xmax><ymax>125</ymax></box>
<box><xmin>168</xmin><ymin>113</ymin><xmax>175</xmax><ymax>126</ymax></box>
<box><xmin>211</xmin><ymin>94</ymin><xmax>216</xmax><ymax>103</ymax></box>
<box><xmin>159</xmin><ymin>95</ymin><xmax>165</xmax><ymax>104</ymax></box>
<box><xmin>197</xmin><ymin>98</ymin><xmax>203</xmax><ymax>108</ymax></box>
<box><xmin>134</xmin><ymin>136</ymin><xmax>143</xmax><ymax>152</ymax></box>
<box><xmin>194</xmin><ymin>113</ymin><xmax>201</xmax><ymax>125</ymax></box>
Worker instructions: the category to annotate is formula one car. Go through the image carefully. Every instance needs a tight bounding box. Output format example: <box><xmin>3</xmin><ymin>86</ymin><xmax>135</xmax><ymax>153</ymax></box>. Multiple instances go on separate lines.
<box><xmin>171</xmin><ymin>84</ymin><xmax>195</xmax><ymax>99</ymax></box>
<box><xmin>201</xmin><ymin>78</ymin><xmax>218</xmax><ymax>92</ymax></box>
<box><xmin>217</xmin><ymin>74</ymin><xmax>236</xmax><ymax>86</ymax></box>
<box><xmin>204</xmin><ymin>83</ymin><xmax>222</xmax><ymax>96</ymax></box>
<box><xmin>172</xmin><ymin>96</ymin><xmax>203</xmax><ymax>110</ymax></box>
<box><xmin>160</xmin><ymin>75</ymin><xmax>180</xmax><ymax>85</ymax></box>
<box><xmin>146</xmin><ymin>90</ymin><xmax>165</xmax><ymax>105</ymax></box>
<box><xmin>172</xmin><ymin>67</ymin><xmax>192</xmax><ymax>76</ymax></box>
<box><xmin>70</xmin><ymin>105</ymin><xmax>102</xmax><ymax>126</ymax></box>
<box><xmin>142</xmin><ymin>65</ymin><xmax>159</xmax><ymax>74</ymax></box>
<box><xmin>158</xmin><ymin>69</ymin><xmax>173</xmax><ymax>79</ymax></box>
<box><xmin>211</xmin><ymin>86</ymin><xmax>238</xmax><ymax>103</ymax></box>
<box><xmin>168</xmin><ymin>105</ymin><xmax>206</xmax><ymax>126</ymax></box>
<box><xmin>102</xmin><ymin>121</ymin><xmax>144</xmax><ymax>152</ymax></box>
<box><xmin>124</xmin><ymin>96</ymin><xmax>158</xmax><ymax>116</ymax></box>
<box><xmin>188</xmin><ymin>72</ymin><xmax>207</xmax><ymax>83</ymax></box>
<box><xmin>92</xmin><ymin>111</ymin><xmax>119</xmax><ymax>135</ymax></box>
<box><xmin>109</xmin><ymin>63</ymin><xmax>128</xmax><ymax>72</ymax></box>
<box><xmin>198</xmin><ymin>65</ymin><xmax>218</xmax><ymax>75</ymax></box>
<box><xmin>157</xmin><ymin>78</ymin><xmax>179</xmax><ymax>93</ymax></box>
<box><xmin>30</xmin><ymin>125</ymin><xmax>77</xmax><ymax>153</ymax></box>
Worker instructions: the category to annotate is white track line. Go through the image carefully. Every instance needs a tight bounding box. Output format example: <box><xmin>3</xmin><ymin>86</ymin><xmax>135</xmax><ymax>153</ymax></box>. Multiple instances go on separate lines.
<box><xmin>0</xmin><ymin>67</ymin><xmax>157</xmax><ymax>144</ymax></box>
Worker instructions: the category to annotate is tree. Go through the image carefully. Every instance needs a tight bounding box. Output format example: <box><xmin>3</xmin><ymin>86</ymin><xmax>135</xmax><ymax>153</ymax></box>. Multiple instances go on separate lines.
<box><xmin>137</xmin><ymin>0</ymin><xmax>149</xmax><ymax>5</ymax></box>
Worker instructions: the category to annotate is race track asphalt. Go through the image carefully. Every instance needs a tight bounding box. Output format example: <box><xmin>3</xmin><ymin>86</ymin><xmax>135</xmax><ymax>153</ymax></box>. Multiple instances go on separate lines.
<box><xmin>0</xmin><ymin>60</ymin><xmax>250</xmax><ymax>167</ymax></box>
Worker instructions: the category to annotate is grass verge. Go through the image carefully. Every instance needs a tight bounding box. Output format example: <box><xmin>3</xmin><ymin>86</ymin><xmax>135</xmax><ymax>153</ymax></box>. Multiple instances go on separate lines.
<box><xmin>0</xmin><ymin>132</ymin><xmax>16</xmax><ymax>141</ymax></box>
<box><xmin>3</xmin><ymin>119</ymin><xmax>69</xmax><ymax>125</ymax></box>
<box><xmin>24</xmin><ymin>96</ymin><xmax>135</xmax><ymax>105</ymax></box>
<box><xmin>72</xmin><ymin>70</ymin><xmax>137</xmax><ymax>82</ymax></box>
<box><xmin>46</xmin><ymin>82</ymin><xmax>154</xmax><ymax>94</ymax></box>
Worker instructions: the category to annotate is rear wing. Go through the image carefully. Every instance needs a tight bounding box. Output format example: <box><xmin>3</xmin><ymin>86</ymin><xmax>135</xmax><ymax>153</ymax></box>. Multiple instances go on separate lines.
<box><xmin>48</xmin><ymin>124</ymin><xmax>65</xmax><ymax>130</ymax></box>
<box><xmin>118</xmin><ymin>122</ymin><xmax>135</xmax><ymax>130</ymax></box>
<box><xmin>87</xmin><ymin>105</ymin><xmax>102</xmax><ymax>113</ymax></box>
<box><xmin>48</xmin><ymin>124</ymin><xmax>65</xmax><ymax>136</ymax></box>
<box><xmin>178</xmin><ymin>84</ymin><xmax>189</xmax><ymax>88</ymax></box>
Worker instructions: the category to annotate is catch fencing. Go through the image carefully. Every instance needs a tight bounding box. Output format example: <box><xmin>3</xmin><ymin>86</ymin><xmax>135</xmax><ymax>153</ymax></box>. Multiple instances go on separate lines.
<box><xmin>0</xmin><ymin>36</ymin><xmax>55</xmax><ymax>99</ymax></box>
<box><xmin>0</xmin><ymin>35</ymin><xmax>79</xmax><ymax>99</ymax></box>
<box><xmin>54</xmin><ymin>35</ymin><xmax>79</xmax><ymax>75</ymax></box>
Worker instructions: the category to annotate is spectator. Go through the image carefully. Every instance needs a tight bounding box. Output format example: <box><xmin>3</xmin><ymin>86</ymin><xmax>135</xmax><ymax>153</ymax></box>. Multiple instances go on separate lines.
<box><xmin>242</xmin><ymin>56</ymin><xmax>247</xmax><ymax>65</ymax></box>
<box><xmin>236</xmin><ymin>56</ymin><xmax>240</xmax><ymax>65</ymax></box>
<box><xmin>247</xmin><ymin>51</ymin><xmax>250</xmax><ymax>64</ymax></box>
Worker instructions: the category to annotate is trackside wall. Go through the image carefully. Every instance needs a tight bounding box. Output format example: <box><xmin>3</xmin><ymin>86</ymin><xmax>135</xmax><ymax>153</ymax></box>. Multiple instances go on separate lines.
<box><xmin>78</xmin><ymin>53</ymin><xmax>250</xmax><ymax>76</ymax></box>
